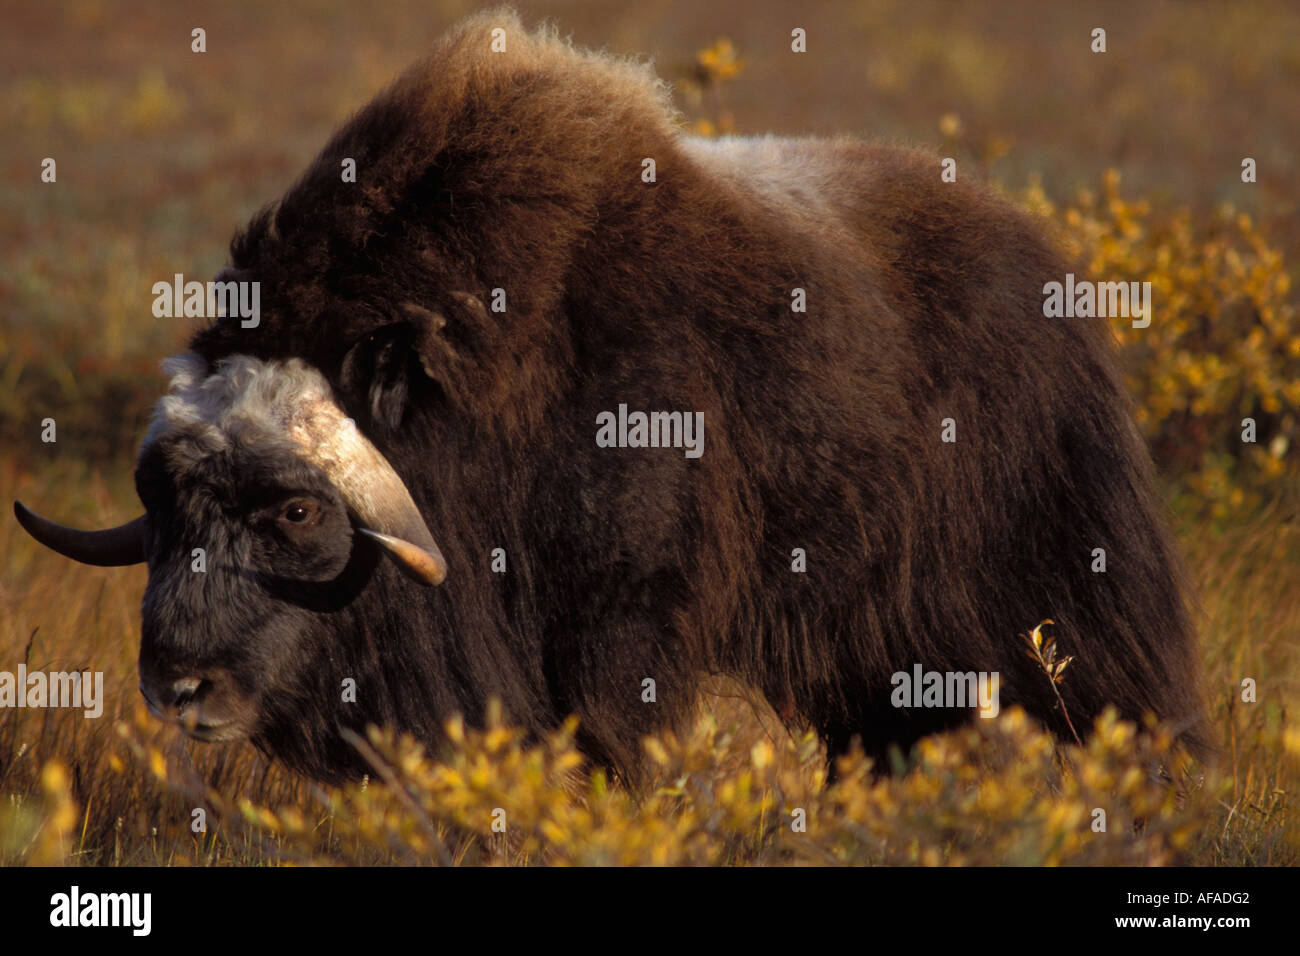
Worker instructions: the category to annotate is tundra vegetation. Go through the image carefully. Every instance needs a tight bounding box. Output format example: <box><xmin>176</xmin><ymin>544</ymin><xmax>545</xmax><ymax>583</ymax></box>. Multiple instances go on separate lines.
<box><xmin>2</xmin><ymin>0</ymin><xmax>1297</xmax><ymax>866</ymax></box>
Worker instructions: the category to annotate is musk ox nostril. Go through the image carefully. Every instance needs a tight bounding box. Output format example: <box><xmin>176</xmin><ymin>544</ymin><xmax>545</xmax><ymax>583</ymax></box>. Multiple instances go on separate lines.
<box><xmin>169</xmin><ymin>676</ymin><xmax>204</xmax><ymax>710</ymax></box>
<box><xmin>139</xmin><ymin>671</ymin><xmax>249</xmax><ymax>742</ymax></box>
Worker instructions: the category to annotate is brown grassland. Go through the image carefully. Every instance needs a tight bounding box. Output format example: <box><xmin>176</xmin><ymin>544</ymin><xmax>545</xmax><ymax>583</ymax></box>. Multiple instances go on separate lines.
<box><xmin>1</xmin><ymin>0</ymin><xmax>1297</xmax><ymax>865</ymax></box>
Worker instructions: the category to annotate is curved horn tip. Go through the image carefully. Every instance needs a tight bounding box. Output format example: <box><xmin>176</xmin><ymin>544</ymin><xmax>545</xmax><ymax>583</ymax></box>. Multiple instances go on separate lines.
<box><xmin>359</xmin><ymin>528</ymin><xmax>448</xmax><ymax>587</ymax></box>
<box><xmin>14</xmin><ymin>500</ymin><xmax>147</xmax><ymax>567</ymax></box>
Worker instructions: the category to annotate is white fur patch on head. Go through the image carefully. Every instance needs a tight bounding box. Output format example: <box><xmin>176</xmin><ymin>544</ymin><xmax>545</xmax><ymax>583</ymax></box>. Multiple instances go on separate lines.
<box><xmin>144</xmin><ymin>352</ymin><xmax>343</xmax><ymax>455</ymax></box>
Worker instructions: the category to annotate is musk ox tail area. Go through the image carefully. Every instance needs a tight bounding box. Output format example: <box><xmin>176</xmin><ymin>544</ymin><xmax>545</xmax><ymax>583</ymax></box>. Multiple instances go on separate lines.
<box><xmin>680</xmin><ymin>134</ymin><xmax>1209</xmax><ymax>767</ymax></box>
<box><xmin>170</xmin><ymin>10</ymin><xmax>1210</xmax><ymax>782</ymax></box>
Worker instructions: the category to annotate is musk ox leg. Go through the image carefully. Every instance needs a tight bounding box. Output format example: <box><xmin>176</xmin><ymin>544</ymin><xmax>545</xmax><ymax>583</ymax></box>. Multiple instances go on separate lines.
<box><xmin>818</xmin><ymin>695</ymin><xmax>974</xmax><ymax>779</ymax></box>
<box><xmin>543</xmin><ymin>613</ymin><xmax>701</xmax><ymax>786</ymax></box>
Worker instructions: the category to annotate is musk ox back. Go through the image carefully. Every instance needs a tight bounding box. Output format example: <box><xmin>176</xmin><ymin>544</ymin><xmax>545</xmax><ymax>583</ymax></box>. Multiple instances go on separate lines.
<box><xmin>15</xmin><ymin>13</ymin><xmax>1206</xmax><ymax>782</ymax></box>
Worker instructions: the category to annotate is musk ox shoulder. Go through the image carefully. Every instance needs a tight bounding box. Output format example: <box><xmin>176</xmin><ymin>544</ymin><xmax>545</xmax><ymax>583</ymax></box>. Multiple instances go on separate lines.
<box><xmin>15</xmin><ymin>12</ymin><xmax>1206</xmax><ymax>783</ymax></box>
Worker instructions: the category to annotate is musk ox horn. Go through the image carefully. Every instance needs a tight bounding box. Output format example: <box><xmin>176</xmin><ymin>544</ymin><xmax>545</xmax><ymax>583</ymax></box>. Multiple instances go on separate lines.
<box><xmin>13</xmin><ymin>501</ymin><xmax>146</xmax><ymax>566</ymax></box>
<box><xmin>276</xmin><ymin>379</ymin><xmax>449</xmax><ymax>587</ymax></box>
<box><xmin>357</xmin><ymin>529</ymin><xmax>447</xmax><ymax>586</ymax></box>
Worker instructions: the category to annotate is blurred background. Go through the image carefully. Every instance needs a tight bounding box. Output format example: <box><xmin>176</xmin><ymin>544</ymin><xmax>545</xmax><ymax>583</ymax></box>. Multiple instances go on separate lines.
<box><xmin>3</xmin><ymin>0</ymin><xmax>1298</xmax><ymax>496</ymax></box>
<box><xmin>1</xmin><ymin>0</ymin><xmax>1296</xmax><ymax>866</ymax></box>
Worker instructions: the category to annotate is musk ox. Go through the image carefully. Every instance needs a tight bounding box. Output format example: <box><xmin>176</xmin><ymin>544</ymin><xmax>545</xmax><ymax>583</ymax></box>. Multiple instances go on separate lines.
<box><xmin>15</xmin><ymin>13</ymin><xmax>1206</xmax><ymax>783</ymax></box>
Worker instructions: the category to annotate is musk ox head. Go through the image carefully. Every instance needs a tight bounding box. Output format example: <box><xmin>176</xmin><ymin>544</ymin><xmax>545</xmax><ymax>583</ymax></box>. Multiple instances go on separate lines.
<box><xmin>17</xmin><ymin>352</ymin><xmax>447</xmax><ymax>745</ymax></box>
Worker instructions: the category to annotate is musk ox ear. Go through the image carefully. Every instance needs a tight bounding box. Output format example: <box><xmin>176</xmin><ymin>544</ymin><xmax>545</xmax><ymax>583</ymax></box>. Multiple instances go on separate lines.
<box><xmin>340</xmin><ymin>320</ymin><xmax>421</xmax><ymax>431</ymax></box>
<box><xmin>340</xmin><ymin>301</ymin><xmax>465</xmax><ymax>431</ymax></box>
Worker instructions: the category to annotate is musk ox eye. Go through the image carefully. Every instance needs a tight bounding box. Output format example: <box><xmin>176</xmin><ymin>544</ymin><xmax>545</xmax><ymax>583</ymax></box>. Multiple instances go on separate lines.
<box><xmin>279</xmin><ymin>499</ymin><xmax>320</xmax><ymax>526</ymax></box>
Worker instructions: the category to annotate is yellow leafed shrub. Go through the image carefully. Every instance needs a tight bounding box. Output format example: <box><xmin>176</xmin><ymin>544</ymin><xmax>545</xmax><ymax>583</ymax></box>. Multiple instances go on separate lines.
<box><xmin>1025</xmin><ymin>171</ymin><xmax>1299</xmax><ymax>519</ymax></box>
<box><xmin>40</xmin><ymin>697</ymin><xmax>1285</xmax><ymax>868</ymax></box>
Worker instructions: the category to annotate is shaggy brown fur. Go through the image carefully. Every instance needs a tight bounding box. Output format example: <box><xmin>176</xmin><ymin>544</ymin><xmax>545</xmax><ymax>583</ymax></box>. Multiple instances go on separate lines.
<box><xmin>152</xmin><ymin>11</ymin><xmax>1208</xmax><ymax>779</ymax></box>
